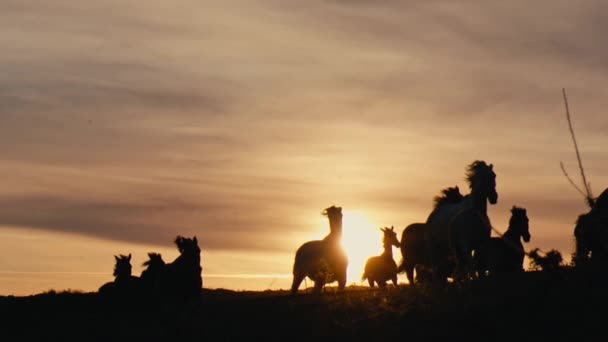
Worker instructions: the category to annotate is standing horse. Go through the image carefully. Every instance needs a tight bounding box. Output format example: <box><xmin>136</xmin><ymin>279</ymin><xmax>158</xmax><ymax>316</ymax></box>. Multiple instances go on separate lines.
<box><xmin>139</xmin><ymin>252</ymin><xmax>166</xmax><ymax>297</ymax></box>
<box><xmin>363</xmin><ymin>226</ymin><xmax>400</xmax><ymax>288</ymax></box>
<box><xmin>476</xmin><ymin>206</ymin><xmax>530</xmax><ymax>276</ymax></box>
<box><xmin>398</xmin><ymin>186</ymin><xmax>464</xmax><ymax>284</ymax></box>
<box><xmin>98</xmin><ymin>254</ymin><xmax>140</xmax><ymax>299</ymax></box>
<box><xmin>291</xmin><ymin>205</ymin><xmax>348</xmax><ymax>295</ymax></box>
<box><xmin>159</xmin><ymin>236</ymin><xmax>202</xmax><ymax>300</ymax></box>
<box><xmin>574</xmin><ymin>187</ymin><xmax>608</xmax><ymax>267</ymax></box>
<box><xmin>425</xmin><ymin>160</ymin><xmax>498</xmax><ymax>283</ymax></box>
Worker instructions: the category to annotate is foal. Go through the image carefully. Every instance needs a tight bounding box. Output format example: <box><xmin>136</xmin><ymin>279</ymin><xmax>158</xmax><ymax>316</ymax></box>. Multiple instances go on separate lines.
<box><xmin>363</xmin><ymin>226</ymin><xmax>401</xmax><ymax>288</ymax></box>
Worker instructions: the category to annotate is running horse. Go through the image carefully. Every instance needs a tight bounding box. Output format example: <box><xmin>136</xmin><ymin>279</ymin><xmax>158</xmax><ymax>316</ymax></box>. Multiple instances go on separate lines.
<box><xmin>476</xmin><ymin>206</ymin><xmax>531</xmax><ymax>276</ymax></box>
<box><xmin>425</xmin><ymin>160</ymin><xmax>498</xmax><ymax>282</ymax></box>
<box><xmin>398</xmin><ymin>186</ymin><xmax>464</xmax><ymax>284</ymax></box>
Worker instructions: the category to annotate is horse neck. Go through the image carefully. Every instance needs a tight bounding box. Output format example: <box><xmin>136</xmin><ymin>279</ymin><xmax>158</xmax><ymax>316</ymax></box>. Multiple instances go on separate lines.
<box><xmin>323</xmin><ymin>232</ymin><xmax>341</xmax><ymax>244</ymax></box>
<box><xmin>328</xmin><ymin>216</ymin><xmax>343</xmax><ymax>237</ymax></box>
<box><xmin>381</xmin><ymin>242</ymin><xmax>394</xmax><ymax>259</ymax></box>
<box><xmin>115</xmin><ymin>272</ymin><xmax>132</xmax><ymax>283</ymax></box>
<box><xmin>469</xmin><ymin>188</ymin><xmax>488</xmax><ymax>214</ymax></box>
<box><xmin>503</xmin><ymin>228</ymin><xmax>522</xmax><ymax>243</ymax></box>
<box><xmin>169</xmin><ymin>253</ymin><xmax>200</xmax><ymax>270</ymax></box>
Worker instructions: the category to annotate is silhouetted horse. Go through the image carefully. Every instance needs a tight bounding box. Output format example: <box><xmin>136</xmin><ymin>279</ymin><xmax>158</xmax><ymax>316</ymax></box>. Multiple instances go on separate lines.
<box><xmin>574</xmin><ymin>188</ymin><xmax>608</xmax><ymax>267</ymax></box>
<box><xmin>426</xmin><ymin>161</ymin><xmax>498</xmax><ymax>283</ymax></box>
<box><xmin>158</xmin><ymin>236</ymin><xmax>202</xmax><ymax>300</ymax></box>
<box><xmin>139</xmin><ymin>252</ymin><xmax>166</xmax><ymax>296</ymax></box>
<box><xmin>291</xmin><ymin>205</ymin><xmax>348</xmax><ymax>295</ymax></box>
<box><xmin>476</xmin><ymin>206</ymin><xmax>530</xmax><ymax>276</ymax></box>
<box><xmin>363</xmin><ymin>226</ymin><xmax>400</xmax><ymax>288</ymax></box>
<box><xmin>98</xmin><ymin>254</ymin><xmax>140</xmax><ymax>299</ymax></box>
<box><xmin>398</xmin><ymin>186</ymin><xmax>464</xmax><ymax>284</ymax></box>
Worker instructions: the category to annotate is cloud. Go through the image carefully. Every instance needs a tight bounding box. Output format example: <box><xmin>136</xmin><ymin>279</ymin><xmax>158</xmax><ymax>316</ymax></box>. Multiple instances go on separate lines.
<box><xmin>0</xmin><ymin>0</ymin><xmax>606</xmax><ymax>260</ymax></box>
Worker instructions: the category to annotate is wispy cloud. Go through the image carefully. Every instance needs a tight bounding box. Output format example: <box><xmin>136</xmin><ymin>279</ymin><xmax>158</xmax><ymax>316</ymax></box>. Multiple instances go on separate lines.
<box><xmin>0</xmin><ymin>0</ymin><xmax>606</xmax><ymax>261</ymax></box>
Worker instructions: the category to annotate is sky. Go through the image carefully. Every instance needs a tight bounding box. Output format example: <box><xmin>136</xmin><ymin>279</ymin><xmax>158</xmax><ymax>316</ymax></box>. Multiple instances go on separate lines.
<box><xmin>1</xmin><ymin>0</ymin><xmax>606</xmax><ymax>295</ymax></box>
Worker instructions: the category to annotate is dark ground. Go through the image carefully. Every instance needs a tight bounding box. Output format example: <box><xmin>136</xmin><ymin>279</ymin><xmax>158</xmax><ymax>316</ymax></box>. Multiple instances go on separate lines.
<box><xmin>1</xmin><ymin>268</ymin><xmax>607</xmax><ymax>341</ymax></box>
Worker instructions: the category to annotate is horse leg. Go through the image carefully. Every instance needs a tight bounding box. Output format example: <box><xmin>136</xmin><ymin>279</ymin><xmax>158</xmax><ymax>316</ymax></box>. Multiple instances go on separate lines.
<box><xmin>313</xmin><ymin>280</ymin><xmax>324</xmax><ymax>295</ymax></box>
<box><xmin>368</xmin><ymin>278</ymin><xmax>375</xmax><ymax>288</ymax></box>
<box><xmin>405</xmin><ymin>264</ymin><xmax>415</xmax><ymax>285</ymax></box>
<box><xmin>290</xmin><ymin>272</ymin><xmax>305</xmax><ymax>295</ymax></box>
<box><xmin>392</xmin><ymin>274</ymin><xmax>398</xmax><ymax>287</ymax></box>
<box><xmin>337</xmin><ymin>272</ymin><xmax>347</xmax><ymax>291</ymax></box>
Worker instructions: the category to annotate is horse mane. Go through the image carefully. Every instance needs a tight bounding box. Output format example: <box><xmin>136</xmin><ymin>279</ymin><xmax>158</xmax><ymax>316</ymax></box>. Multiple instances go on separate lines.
<box><xmin>433</xmin><ymin>186</ymin><xmax>465</xmax><ymax>209</ymax></box>
<box><xmin>322</xmin><ymin>205</ymin><xmax>342</xmax><ymax>217</ymax></box>
<box><xmin>465</xmin><ymin>160</ymin><xmax>494</xmax><ymax>189</ymax></box>
<box><xmin>511</xmin><ymin>206</ymin><xmax>526</xmax><ymax>216</ymax></box>
<box><xmin>142</xmin><ymin>253</ymin><xmax>165</xmax><ymax>267</ymax></box>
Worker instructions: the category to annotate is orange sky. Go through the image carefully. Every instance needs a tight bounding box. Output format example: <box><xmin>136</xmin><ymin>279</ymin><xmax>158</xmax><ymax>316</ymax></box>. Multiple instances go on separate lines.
<box><xmin>1</xmin><ymin>0</ymin><xmax>606</xmax><ymax>295</ymax></box>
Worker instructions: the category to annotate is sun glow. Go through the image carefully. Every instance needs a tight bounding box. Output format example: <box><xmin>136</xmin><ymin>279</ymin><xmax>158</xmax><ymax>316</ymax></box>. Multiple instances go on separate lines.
<box><xmin>341</xmin><ymin>211</ymin><xmax>392</xmax><ymax>285</ymax></box>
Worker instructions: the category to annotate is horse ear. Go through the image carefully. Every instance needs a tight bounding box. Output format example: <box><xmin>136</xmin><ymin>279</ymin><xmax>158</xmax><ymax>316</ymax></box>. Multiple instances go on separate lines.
<box><xmin>391</xmin><ymin>226</ymin><xmax>394</xmax><ymax>231</ymax></box>
<box><xmin>114</xmin><ymin>255</ymin><xmax>119</xmax><ymax>261</ymax></box>
<box><xmin>489</xmin><ymin>164</ymin><xmax>493</xmax><ymax>169</ymax></box>
<box><xmin>193</xmin><ymin>236</ymin><xmax>198</xmax><ymax>244</ymax></box>
<box><xmin>128</xmin><ymin>253</ymin><xmax>132</xmax><ymax>261</ymax></box>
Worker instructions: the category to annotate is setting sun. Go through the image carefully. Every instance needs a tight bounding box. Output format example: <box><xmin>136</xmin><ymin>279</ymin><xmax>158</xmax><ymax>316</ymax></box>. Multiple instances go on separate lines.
<box><xmin>341</xmin><ymin>211</ymin><xmax>399</xmax><ymax>285</ymax></box>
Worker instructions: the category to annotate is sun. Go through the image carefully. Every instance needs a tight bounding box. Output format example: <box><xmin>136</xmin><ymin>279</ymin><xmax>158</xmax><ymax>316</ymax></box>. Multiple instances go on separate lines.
<box><xmin>341</xmin><ymin>211</ymin><xmax>388</xmax><ymax>284</ymax></box>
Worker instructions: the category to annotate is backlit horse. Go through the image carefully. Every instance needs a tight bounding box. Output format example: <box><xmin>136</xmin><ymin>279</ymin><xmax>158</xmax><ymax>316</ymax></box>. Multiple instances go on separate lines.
<box><xmin>476</xmin><ymin>206</ymin><xmax>530</xmax><ymax>276</ymax></box>
<box><xmin>98</xmin><ymin>254</ymin><xmax>140</xmax><ymax>299</ymax></box>
<box><xmin>139</xmin><ymin>252</ymin><xmax>166</xmax><ymax>296</ymax></box>
<box><xmin>291</xmin><ymin>205</ymin><xmax>348</xmax><ymax>295</ymax></box>
<box><xmin>159</xmin><ymin>236</ymin><xmax>202</xmax><ymax>300</ymax></box>
<box><xmin>398</xmin><ymin>186</ymin><xmax>464</xmax><ymax>284</ymax></box>
<box><xmin>363</xmin><ymin>226</ymin><xmax>400</xmax><ymax>288</ymax></box>
<box><xmin>425</xmin><ymin>161</ymin><xmax>498</xmax><ymax>282</ymax></box>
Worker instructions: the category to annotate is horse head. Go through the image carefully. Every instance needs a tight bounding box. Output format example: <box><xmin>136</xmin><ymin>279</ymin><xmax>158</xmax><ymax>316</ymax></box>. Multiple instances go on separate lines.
<box><xmin>466</xmin><ymin>160</ymin><xmax>498</xmax><ymax>205</ymax></box>
<box><xmin>381</xmin><ymin>226</ymin><xmax>400</xmax><ymax>248</ymax></box>
<box><xmin>322</xmin><ymin>205</ymin><xmax>343</xmax><ymax>239</ymax></box>
<box><xmin>142</xmin><ymin>252</ymin><xmax>165</xmax><ymax>270</ymax></box>
<box><xmin>175</xmin><ymin>236</ymin><xmax>201</xmax><ymax>260</ymax></box>
<box><xmin>113</xmin><ymin>254</ymin><xmax>133</xmax><ymax>278</ymax></box>
<box><xmin>509</xmin><ymin>206</ymin><xmax>530</xmax><ymax>243</ymax></box>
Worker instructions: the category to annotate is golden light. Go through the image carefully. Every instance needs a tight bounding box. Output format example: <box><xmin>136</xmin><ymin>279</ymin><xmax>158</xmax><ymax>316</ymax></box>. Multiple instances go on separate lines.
<box><xmin>341</xmin><ymin>211</ymin><xmax>390</xmax><ymax>285</ymax></box>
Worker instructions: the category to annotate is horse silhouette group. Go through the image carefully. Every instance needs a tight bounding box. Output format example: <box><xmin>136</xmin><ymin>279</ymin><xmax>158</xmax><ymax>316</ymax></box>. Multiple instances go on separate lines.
<box><xmin>99</xmin><ymin>235</ymin><xmax>202</xmax><ymax>301</ymax></box>
<box><xmin>290</xmin><ymin>160</ymin><xmax>534</xmax><ymax>293</ymax></box>
<box><xmin>98</xmin><ymin>159</ymin><xmax>607</xmax><ymax>298</ymax></box>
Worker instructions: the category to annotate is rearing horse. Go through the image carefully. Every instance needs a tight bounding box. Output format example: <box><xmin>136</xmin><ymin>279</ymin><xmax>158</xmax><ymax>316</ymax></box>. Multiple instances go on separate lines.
<box><xmin>291</xmin><ymin>205</ymin><xmax>348</xmax><ymax>295</ymax></box>
<box><xmin>425</xmin><ymin>160</ymin><xmax>498</xmax><ymax>282</ymax></box>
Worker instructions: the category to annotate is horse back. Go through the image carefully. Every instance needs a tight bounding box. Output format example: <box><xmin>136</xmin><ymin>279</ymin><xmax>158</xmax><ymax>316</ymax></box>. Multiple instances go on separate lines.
<box><xmin>426</xmin><ymin>203</ymin><xmax>464</xmax><ymax>246</ymax></box>
<box><xmin>401</xmin><ymin>223</ymin><xmax>427</xmax><ymax>259</ymax></box>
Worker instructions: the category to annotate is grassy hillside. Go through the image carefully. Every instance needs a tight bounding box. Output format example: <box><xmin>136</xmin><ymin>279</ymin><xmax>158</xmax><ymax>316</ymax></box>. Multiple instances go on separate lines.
<box><xmin>1</xmin><ymin>268</ymin><xmax>607</xmax><ymax>341</ymax></box>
